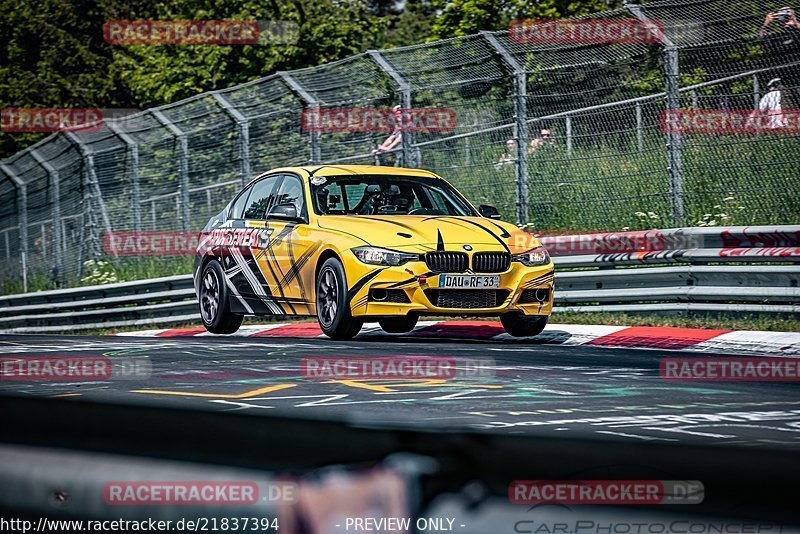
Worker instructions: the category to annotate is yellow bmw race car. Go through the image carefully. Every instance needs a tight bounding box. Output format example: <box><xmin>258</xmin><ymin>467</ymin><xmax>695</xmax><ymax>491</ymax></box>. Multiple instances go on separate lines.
<box><xmin>194</xmin><ymin>165</ymin><xmax>554</xmax><ymax>339</ymax></box>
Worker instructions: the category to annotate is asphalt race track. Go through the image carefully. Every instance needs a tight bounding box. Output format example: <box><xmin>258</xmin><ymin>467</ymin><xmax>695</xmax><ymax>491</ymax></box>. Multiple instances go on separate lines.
<box><xmin>1</xmin><ymin>332</ymin><xmax>799</xmax><ymax>449</ymax></box>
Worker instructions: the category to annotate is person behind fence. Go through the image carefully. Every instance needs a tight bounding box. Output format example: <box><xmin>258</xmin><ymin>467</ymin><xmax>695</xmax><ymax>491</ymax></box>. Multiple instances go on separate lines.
<box><xmin>754</xmin><ymin>77</ymin><xmax>790</xmax><ymax>129</ymax></box>
<box><xmin>51</xmin><ymin>264</ymin><xmax>61</xmax><ymax>289</ymax></box>
<box><xmin>759</xmin><ymin>7</ymin><xmax>800</xmax><ymax>46</ymax></box>
<box><xmin>371</xmin><ymin>105</ymin><xmax>403</xmax><ymax>156</ymax></box>
<box><xmin>496</xmin><ymin>138</ymin><xmax>516</xmax><ymax>167</ymax></box>
<box><xmin>528</xmin><ymin>128</ymin><xmax>554</xmax><ymax>154</ymax></box>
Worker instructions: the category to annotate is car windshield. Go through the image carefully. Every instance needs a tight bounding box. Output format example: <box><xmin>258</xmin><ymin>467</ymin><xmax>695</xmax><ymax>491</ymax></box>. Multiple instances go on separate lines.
<box><xmin>311</xmin><ymin>174</ymin><xmax>478</xmax><ymax>216</ymax></box>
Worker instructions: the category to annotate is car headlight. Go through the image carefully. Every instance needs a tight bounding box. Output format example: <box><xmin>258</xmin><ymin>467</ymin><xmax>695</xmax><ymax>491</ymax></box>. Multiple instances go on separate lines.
<box><xmin>352</xmin><ymin>246</ymin><xmax>419</xmax><ymax>266</ymax></box>
<box><xmin>512</xmin><ymin>246</ymin><xmax>551</xmax><ymax>266</ymax></box>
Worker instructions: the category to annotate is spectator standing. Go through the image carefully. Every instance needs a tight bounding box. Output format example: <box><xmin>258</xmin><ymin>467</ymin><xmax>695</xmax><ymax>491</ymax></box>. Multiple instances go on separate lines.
<box><xmin>757</xmin><ymin>77</ymin><xmax>789</xmax><ymax>129</ymax></box>
<box><xmin>496</xmin><ymin>138</ymin><xmax>516</xmax><ymax>167</ymax></box>
<box><xmin>529</xmin><ymin>128</ymin><xmax>554</xmax><ymax>154</ymax></box>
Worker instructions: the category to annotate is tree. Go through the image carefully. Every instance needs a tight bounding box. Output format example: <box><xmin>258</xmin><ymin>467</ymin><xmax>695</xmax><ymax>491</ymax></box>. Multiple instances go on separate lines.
<box><xmin>0</xmin><ymin>0</ymin><xmax>160</xmax><ymax>157</ymax></box>
<box><xmin>0</xmin><ymin>0</ymin><xmax>393</xmax><ymax>157</ymax></box>
<box><xmin>110</xmin><ymin>0</ymin><xmax>390</xmax><ymax>107</ymax></box>
<box><xmin>431</xmin><ymin>0</ymin><xmax>621</xmax><ymax>39</ymax></box>
<box><xmin>380</xmin><ymin>0</ymin><xmax>443</xmax><ymax>48</ymax></box>
<box><xmin>367</xmin><ymin>0</ymin><xmax>404</xmax><ymax>17</ymax></box>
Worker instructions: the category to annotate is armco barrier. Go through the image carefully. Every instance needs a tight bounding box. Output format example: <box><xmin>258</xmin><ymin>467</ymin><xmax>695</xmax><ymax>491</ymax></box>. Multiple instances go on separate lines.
<box><xmin>0</xmin><ymin>226</ymin><xmax>797</xmax><ymax>332</ymax></box>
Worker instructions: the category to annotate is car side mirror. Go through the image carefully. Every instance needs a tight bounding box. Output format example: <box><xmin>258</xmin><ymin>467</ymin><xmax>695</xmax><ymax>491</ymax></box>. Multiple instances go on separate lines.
<box><xmin>478</xmin><ymin>204</ymin><xmax>502</xmax><ymax>219</ymax></box>
<box><xmin>268</xmin><ymin>203</ymin><xmax>300</xmax><ymax>220</ymax></box>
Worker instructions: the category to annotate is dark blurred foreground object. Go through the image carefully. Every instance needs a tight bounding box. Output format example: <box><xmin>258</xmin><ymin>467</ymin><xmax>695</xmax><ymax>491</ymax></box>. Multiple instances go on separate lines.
<box><xmin>0</xmin><ymin>395</ymin><xmax>798</xmax><ymax>531</ymax></box>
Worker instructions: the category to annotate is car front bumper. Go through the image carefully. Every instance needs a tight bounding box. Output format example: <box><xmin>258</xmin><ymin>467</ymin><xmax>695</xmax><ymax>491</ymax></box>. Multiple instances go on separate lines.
<box><xmin>344</xmin><ymin>252</ymin><xmax>554</xmax><ymax>318</ymax></box>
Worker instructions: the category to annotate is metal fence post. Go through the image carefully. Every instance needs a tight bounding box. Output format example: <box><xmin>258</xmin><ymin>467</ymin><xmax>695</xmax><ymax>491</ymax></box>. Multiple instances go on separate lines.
<box><xmin>64</xmin><ymin>132</ymin><xmax>114</xmax><ymax>239</ymax></box>
<box><xmin>107</xmin><ymin>122</ymin><xmax>141</xmax><ymax>232</ymax></box>
<box><xmin>368</xmin><ymin>50</ymin><xmax>414</xmax><ymax>167</ymax></box>
<box><xmin>565</xmin><ymin>116</ymin><xmax>573</xmax><ymax>155</ymax></box>
<box><xmin>29</xmin><ymin>149</ymin><xmax>62</xmax><ymax>271</ymax></box>
<box><xmin>753</xmin><ymin>74</ymin><xmax>761</xmax><ymax>109</ymax></box>
<box><xmin>152</xmin><ymin>110</ymin><xmax>191</xmax><ymax>231</ymax></box>
<box><xmin>279</xmin><ymin>72</ymin><xmax>321</xmax><ymax>164</ymax></box>
<box><xmin>212</xmin><ymin>92</ymin><xmax>251</xmax><ymax>186</ymax></box>
<box><xmin>664</xmin><ymin>45</ymin><xmax>685</xmax><ymax>225</ymax></box>
<box><xmin>481</xmin><ymin>31</ymin><xmax>529</xmax><ymax>226</ymax></box>
<box><xmin>1</xmin><ymin>163</ymin><xmax>28</xmax><ymax>289</ymax></box>
<box><xmin>636</xmin><ymin>102</ymin><xmax>643</xmax><ymax>153</ymax></box>
<box><xmin>627</xmin><ymin>3</ymin><xmax>684</xmax><ymax>225</ymax></box>
<box><xmin>64</xmin><ymin>133</ymin><xmax>106</xmax><ymax>266</ymax></box>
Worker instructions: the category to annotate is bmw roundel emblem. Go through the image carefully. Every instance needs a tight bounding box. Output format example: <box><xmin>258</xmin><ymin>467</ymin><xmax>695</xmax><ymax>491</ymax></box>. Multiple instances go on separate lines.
<box><xmin>463</xmin><ymin>245</ymin><xmax>473</xmax><ymax>251</ymax></box>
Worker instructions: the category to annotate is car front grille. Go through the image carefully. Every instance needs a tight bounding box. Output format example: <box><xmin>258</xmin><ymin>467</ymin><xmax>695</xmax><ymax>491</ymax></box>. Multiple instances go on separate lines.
<box><xmin>369</xmin><ymin>289</ymin><xmax>411</xmax><ymax>303</ymax></box>
<box><xmin>424</xmin><ymin>289</ymin><xmax>510</xmax><ymax>309</ymax></box>
<box><xmin>385</xmin><ymin>289</ymin><xmax>411</xmax><ymax>303</ymax></box>
<box><xmin>472</xmin><ymin>252</ymin><xmax>511</xmax><ymax>273</ymax></box>
<box><xmin>518</xmin><ymin>288</ymin><xmax>551</xmax><ymax>304</ymax></box>
<box><xmin>424</xmin><ymin>252</ymin><xmax>468</xmax><ymax>273</ymax></box>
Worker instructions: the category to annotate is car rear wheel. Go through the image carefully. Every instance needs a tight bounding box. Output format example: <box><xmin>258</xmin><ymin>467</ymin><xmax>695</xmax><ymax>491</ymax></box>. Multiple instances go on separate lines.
<box><xmin>317</xmin><ymin>258</ymin><xmax>363</xmax><ymax>339</ymax></box>
<box><xmin>500</xmin><ymin>312</ymin><xmax>548</xmax><ymax>337</ymax></box>
<box><xmin>378</xmin><ymin>315</ymin><xmax>418</xmax><ymax>334</ymax></box>
<box><xmin>199</xmin><ymin>260</ymin><xmax>243</xmax><ymax>334</ymax></box>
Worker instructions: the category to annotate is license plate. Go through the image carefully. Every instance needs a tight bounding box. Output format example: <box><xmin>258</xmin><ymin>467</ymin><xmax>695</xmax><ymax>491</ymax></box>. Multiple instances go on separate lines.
<box><xmin>438</xmin><ymin>274</ymin><xmax>500</xmax><ymax>289</ymax></box>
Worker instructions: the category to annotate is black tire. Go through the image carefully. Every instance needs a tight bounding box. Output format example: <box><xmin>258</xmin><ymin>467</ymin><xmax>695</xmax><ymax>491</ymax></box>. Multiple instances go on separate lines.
<box><xmin>199</xmin><ymin>260</ymin><xmax>243</xmax><ymax>334</ymax></box>
<box><xmin>378</xmin><ymin>315</ymin><xmax>418</xmax><ymax>334</ymax></box>
<box><xmin>316</xmin><ymin>257</ymin><xmax>363</xmax><ymax>339</ymax></box>
<box><xmin>500</xmin><ymin>312</ymin><xmax>548</xmax><ymax>337</ymax></box>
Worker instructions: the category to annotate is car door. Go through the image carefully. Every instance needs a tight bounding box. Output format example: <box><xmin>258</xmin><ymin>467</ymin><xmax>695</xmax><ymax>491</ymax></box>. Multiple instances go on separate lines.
<box><xmin>260</xmin><ymin>173</ymin><xmax>317</xmax><ymax>314</ymax></box>
<box><xmin>228</xmin><ymin>173</ymin><xmax>285</xmax><ymax>314</ymax></box>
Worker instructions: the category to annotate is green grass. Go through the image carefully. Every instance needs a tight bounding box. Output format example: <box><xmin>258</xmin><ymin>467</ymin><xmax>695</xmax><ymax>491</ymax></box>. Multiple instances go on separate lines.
<box><xmin>426</xmin><ymin>129</ymin><xmax>799</xmax><ymax>230</ymax></box>
<box><xmin>0</xmin><ymin>256</ymin><xmax>196</xmax><ymax>295</ymax></box>
<box><xmin>107</xmin><ymin>256</ymin><xmax>195</xmax><ymax>283</ymax></box>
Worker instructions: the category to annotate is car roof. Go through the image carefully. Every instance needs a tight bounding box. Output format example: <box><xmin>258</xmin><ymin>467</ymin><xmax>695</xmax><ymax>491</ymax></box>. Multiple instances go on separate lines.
<box><xmin>251</xmin><ymin>165</ymin><xmax>440</xmax><ymax>183</ymax></box>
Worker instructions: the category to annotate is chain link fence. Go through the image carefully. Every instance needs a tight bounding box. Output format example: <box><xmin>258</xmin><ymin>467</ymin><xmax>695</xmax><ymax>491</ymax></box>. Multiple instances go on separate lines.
<box><xmin>1</xmin><ymin>0</ymin><xmax>799</xmax><ymax>292</ymax></box>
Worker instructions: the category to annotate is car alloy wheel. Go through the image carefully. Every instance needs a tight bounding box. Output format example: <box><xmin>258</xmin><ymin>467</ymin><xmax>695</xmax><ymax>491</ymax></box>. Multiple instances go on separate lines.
<box><xmin>199</xmin><ymin>260</ymin><xmax>243</xmax><ymax>335</ymax></box>
<box><xmin>318</xmin><ymin>267</ymin><xmax>338</xmax><ymax>328</ymax></box>
<box><xmin>316</xmin><ymin>258</ymin><xmax>363</xmax><ymax>339</ymax></box>
<box><xmin>200</xmin><ymin>268</ymin><xmax>220</xmax><ymax>323</ymax></box>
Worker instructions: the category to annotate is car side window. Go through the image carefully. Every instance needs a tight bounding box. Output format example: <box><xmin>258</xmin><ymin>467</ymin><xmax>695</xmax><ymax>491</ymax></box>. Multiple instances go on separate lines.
<box><xmin>243</xmin><ymin>175</ymin><xmax>281</xmax><ymax>219</ymax></box>
<box><xmin>229</xmin><ymin>185</ymin><xmax>253</xmax><ymax>219</ymax></box>
<box><xmin>270</xmin><ymin>174</ymin><xmax>307</xmax><ymax>220</ymax></box>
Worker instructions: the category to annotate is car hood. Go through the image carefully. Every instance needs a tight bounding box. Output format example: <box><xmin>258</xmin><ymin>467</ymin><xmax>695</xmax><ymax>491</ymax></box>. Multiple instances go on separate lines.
<box><xmin>316</xmin><ymin>215</ymin><xmax>539</xmax><ymax>251</ymax></box>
